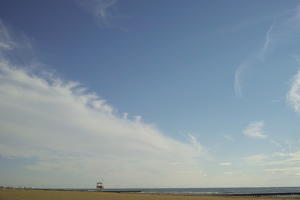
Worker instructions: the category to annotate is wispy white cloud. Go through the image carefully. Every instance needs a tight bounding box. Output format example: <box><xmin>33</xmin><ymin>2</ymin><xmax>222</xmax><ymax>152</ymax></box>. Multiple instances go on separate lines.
<box><xmin>0</xmin><ymin>61</ymin><xmax>210</xmax><ymax>188</ymax></box>
<box><xmin>270</xmin><ymin>140</ymin><xmax>286</xmax><ymax>152</ymax></box>
<box><xmin>233</xmin><ymin>4</ymin><xmax>300</xmax><ymax>98</ymax></box>
<box><xmin>267</xmin><ymin>151</ymin><xmax>300</xmax><ymax>166</ymax></box>
<box><xmin>234</xmin><ymin>63</ymin><xmax>248</xmax><ymax>97</ymax></box>
<box><xmin>219</xmin><ymin>162</ymin><xmax>232</xmax><ymax>166</ymax></box>
<box><xmin>243</xmin><ymin>150</ymin><xmax>300</xmax><ymax>176</ymax></box>
<box><xmin>233</xmin><ymin>23</ymin><xmax>275</xmax><ymax>98</ymax></box>
<box><xmin>77</xmin><ymin>0</ymin><xmax>118</xmax><ymax>26</ymax></box>
<box><xmin>288</xmin><ymin>4</ymin><xmax>300</xmax><ymax>25</ymax></box>
<box><xmin>259</xmin><ymin>4</ymin><xmax>300</xmax><ymax>59</ymax></box>
<box><xmin>259</xmin><ymin>23</ymin><xmax>274</xmax><ymax>60</ymax></box>
<box><xmin>243</xmin><ymin>154</ymin><xmax>267</xmax><ymax>163</ymax></box>
<box><xmin>0</xmin><ymin>21</ymin><xmax>209</xmax><ymax>188</ymax></box>
<box><xmin>233</xmin><ymin>25</ymin><xmax>272</xmax><ymax>98</ymax></box>
<box><xmin>265</xmin><ymin>167</ymin><xmax>300</xmax><ymax>175</ymax></box>
<box><xmin>287</xmin><ymin>70</ymin><xmax>300</xmax><ymax>113</ymax></box>
<box><xmin>243</xmin><ymin>121</ymin><xmax>267</xmax><ymax>139</ymax></box>
<box><xmin>0</xmin><ymin>20</ymin><xmax>16</xmax><ymax>51</ymax></box>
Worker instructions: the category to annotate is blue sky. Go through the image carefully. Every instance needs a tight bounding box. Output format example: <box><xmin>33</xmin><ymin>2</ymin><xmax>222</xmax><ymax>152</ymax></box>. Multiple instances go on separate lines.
<box><xmin>1</xmin><ymin>0</ymin><xmax>300</xmax><ymax>188</ymax></box>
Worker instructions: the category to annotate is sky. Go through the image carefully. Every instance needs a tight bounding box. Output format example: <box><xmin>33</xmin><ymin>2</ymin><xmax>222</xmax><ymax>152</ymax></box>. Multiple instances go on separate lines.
<box><xmin>1</xmin><ymin>0</ymin><xmax>300</xmax><ymax>188</ymax></box>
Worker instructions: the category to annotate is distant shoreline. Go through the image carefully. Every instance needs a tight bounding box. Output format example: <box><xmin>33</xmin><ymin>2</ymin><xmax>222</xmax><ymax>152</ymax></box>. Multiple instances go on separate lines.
<box><xmin>1</xmin><ymin>188</ymin><xmax>300</xmax><ymax>199</ymax></box>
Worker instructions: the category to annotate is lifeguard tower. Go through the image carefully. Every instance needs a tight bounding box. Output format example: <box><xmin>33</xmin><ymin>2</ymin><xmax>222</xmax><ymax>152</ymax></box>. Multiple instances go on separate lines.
<box><xmin>96</xmin><ymin>181</ymin><xmax>104</xmax><ymax>191</ymax></box>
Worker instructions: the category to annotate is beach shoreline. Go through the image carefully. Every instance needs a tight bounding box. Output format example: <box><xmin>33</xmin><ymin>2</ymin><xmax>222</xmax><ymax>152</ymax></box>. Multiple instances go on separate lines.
<box><xmin>0</xmin><ymin>189</ymin><xmax>299</xmax><ymax>200</ymax></box>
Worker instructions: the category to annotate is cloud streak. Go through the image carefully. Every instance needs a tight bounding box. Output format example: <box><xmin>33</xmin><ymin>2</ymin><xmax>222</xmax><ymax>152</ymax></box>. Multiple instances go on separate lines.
<box><xmin>0</xmin><ymin>61</ymin><xmax>209</xmax><ymax>188</ymax></box>
<box><xmin>77</xmin><ymin>0</ymin><xmax>118</xmax><ymax>26</ymax></box>
<box><xmin>233</xmin><ymin>4</ymin><xmax>300</xmax><ymax>98</ymax></box>
<box><xmin>234</xmin><ymin>63</ymin><xmax>248</xmax><ymax>98</ymax></box>
<box><xmin>243</xmin><ymin>121</ymin><xmax>267</xmax><ymax>139</ymax></box>
<box><xmin>287</xmin><ymin>70</ymin><xmax>300</xmax><ymax>113</ymax></box>
<box><xmin>0</xmin><ymin>21</ymin><xmax>208</xmax><ymax>188</ymax></box>
<box><xmin>243</xmin><ymin>154</ymin><xmax>267</xmax><ymax>163</ymax></box>
<box><xmin>233</xmin><ymin>23</ymin><xmax>273</xmax><ymax>98</ymax></box>
<box><xmin>259</xmin><ymin>23</ymin><xmax>274</xmax><ymax>60</ymax></box>
<box><xmin>219</xmin><ymin>162</ymin><xmax>232</xmax><ymax>166</ymax></box>
<box><xmin>0</xmin><ymin>20</ymin><xmax>16</xmax><ymax>51</ymax></box>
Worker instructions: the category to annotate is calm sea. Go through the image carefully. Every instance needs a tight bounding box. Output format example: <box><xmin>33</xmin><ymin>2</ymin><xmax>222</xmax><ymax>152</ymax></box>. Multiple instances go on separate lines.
<box><xmin>103</xmin><ymin>187</ymin><xmax>300</xmax><ymax>195</ymax></box>
<box><xmin>42</xmin><ymin>187</ymin><xmax>300</xmax><ymax>197</ymax></box>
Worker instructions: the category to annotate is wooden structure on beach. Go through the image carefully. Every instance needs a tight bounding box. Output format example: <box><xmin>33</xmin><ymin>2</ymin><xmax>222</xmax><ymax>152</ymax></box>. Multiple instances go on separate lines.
<box><xmin>96</xmin><ymin>181</ymin><xmax>104</xmax><ymax>191</ymax></box>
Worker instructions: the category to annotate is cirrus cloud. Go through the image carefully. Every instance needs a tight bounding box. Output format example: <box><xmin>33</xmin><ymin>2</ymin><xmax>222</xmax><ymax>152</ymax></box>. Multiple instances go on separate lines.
<box><xmin>0</xmin><ymin>21</ymin><xmax>207</xmax><ymax>188</ymax></box>
<box><xmin>0</xmin><ymin>61</ymin><xmax>209</xmax><ymax>188</ymax></box>
<box><xmin>243</xmin><ymin>121</ymin><xmax>267</xmax><ymax>139</ymax></box>
<box><xmin>76</xmin><ymin>0</ymin><xmax>119</xmax><ymax>26</ymax></box>
<box><xmin>287</xmin><ymin>70</ymin><xmax>300</xmax><ymax>113</ymax></box>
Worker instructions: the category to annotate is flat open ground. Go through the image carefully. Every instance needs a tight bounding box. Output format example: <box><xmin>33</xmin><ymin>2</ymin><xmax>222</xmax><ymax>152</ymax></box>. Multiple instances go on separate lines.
<box><xmin>0</xmin><ymin>190</ymin><xmax>296</xmax><ymax>200</ymax></box>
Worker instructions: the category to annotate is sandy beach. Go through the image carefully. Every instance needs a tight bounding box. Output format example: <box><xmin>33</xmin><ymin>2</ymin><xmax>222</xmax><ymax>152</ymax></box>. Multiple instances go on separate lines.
<box><xmin>0</xmin><ymin>190</ymin><xmax>296</xmax><ymax>200</ymax></box>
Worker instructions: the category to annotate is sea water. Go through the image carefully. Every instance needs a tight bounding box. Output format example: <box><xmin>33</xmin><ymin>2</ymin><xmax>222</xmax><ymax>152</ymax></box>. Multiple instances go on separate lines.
<box><xmin>104</xmin><ymin>187</ymin><xmax>300</xmax><ymax>196</ymax></box>
<box><xmin>139</xmin><ymin>187</ymin><xmax>300</xmax><ymax>195</ymax></box>
<box><xmin>42</xmin><ymin>187</ymin><xmax>300</xmax><ymax>196</ymax></box>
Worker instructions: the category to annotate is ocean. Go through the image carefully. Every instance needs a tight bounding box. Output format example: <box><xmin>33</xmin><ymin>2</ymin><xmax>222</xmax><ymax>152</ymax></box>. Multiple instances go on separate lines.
<box><xmin>103</xmin><ymin>187</ymin><xmax>300</xmax><ymax>196</ymax></box>
<box><xmin>38</xmin><ymin>187</ymin><xmax>300</xmax><ymax>197</ymax></box>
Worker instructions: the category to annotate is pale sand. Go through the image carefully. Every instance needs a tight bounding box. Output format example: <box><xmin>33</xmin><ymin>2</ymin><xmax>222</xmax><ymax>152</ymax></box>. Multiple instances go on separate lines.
<box><xmin>0</xmin><ymin>190</ymin><xmax>295</xmax><ymax>200</ymax></box>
